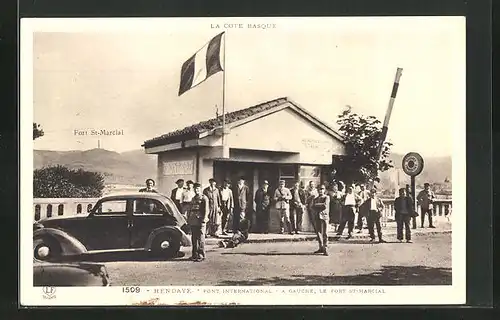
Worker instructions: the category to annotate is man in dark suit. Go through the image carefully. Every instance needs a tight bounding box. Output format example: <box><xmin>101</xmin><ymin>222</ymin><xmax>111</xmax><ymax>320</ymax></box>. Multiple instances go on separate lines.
<box><xmin>203</xmin><ymin>178</ymin><xmax>222</xmax><ymax>236</ymax></box>
<box><xmin>395</xmin><ymin>188</ymin><xmax>414</xmax><ymax>243</ymax></box>
<box><xmin>290</xmin><ymin>180</ymin><xmax>306</xmax><ymax>234</ymax></box>
<box><xmin>170</xmin><ymin>179</ymin><xmax>185</xmax><ymax>213</ymax></box>
<box><xmin>233</xmin><ymin>177</ymin><xmax>251</xmax><ymax>233</ymax></box>
<box><xmin>254</xmin><ymin>180</ymin><xmax>271</xmax><ymax>233</ymax></box>
<box><xmin>405</xmin><ymin>184</ymin><xmax>417</xmax><ymax>229</ymax></box>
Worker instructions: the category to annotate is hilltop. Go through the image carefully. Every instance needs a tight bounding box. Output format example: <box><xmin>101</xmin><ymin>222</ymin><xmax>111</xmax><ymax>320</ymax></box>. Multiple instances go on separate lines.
<box><xmin>34</xmin><ymin>148</ymin><xmax>157</xmax><ymax>185</ymax></box>
<box><xmin>34</xmin><ymin>148</ymin><xmax>451</xmax><ymax>188</ymax></box>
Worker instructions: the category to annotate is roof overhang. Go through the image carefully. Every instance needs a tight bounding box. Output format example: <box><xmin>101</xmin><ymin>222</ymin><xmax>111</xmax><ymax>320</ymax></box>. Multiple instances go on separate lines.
<box><xmin>142</xmin><ymin>98</ymin><xmax>345</xmax><ymax>152</ymax></box>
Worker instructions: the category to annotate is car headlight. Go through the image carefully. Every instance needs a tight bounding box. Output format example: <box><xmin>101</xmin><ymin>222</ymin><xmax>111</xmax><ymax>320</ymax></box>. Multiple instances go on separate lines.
<box><xmin>33</xmin><ymin>223</ymin><xmax>44</xmax><ymax>230</ymax></box>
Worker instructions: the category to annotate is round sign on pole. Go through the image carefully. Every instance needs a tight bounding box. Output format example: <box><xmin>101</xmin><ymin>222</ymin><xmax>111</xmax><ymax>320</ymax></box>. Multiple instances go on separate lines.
<box><xmin>402</xmin><ymin>152</ymin><xmax>424</xmax><ymax>176</ymax></box>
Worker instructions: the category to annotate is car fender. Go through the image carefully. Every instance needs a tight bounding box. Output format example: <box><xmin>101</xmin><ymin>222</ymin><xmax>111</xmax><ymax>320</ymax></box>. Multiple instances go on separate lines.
<box><xmin>34</xmin><ymin>228</ymin><xmax>88</xmax><ymax>256</ymax></box>
<box><xmin>145</xmin><ymin>226</ymin><xmax>192</xmax><ymax>250</ymax></box>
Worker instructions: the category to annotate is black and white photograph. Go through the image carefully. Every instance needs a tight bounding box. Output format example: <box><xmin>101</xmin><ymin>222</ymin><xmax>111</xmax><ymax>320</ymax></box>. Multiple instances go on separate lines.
<box><xmin>21</xmin><ymin>17</ymin><xmax>465</xmax><ymax>305</ymax></box>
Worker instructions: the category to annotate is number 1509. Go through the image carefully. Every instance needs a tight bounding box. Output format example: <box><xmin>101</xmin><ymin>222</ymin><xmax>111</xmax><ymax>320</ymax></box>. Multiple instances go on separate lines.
<box><xmin>122</xmin><ymin>287</ymin><xmax>141</xmax><ymax>293</ymax></box>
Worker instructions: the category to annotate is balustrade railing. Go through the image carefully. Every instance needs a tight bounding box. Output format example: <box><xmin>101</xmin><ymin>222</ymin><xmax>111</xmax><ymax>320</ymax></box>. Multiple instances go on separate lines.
<box><xmin>33</xmin><ymin>197</ymin><xmax>453</xmax><ymax>229</ymax></box>
<box><xmin>33</xmin><ymin>198</ymin><xmax>98</xmax><ymax>222</ymax></box>
<box><xmin>380</xmin><ymin>198</ymin><xmax>452</xmax><ymax>226</ymax></box>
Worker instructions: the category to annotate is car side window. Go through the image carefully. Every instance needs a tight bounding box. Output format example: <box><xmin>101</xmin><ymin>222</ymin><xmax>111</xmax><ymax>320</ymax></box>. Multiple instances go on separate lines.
<box><xmin>94</xmin><ymin>200</ymin><xmax>127</xmax><ymax>216</ymax></box>
<box><xmin>133</xmin><ymin>199</ymin><xmax>167</xmax><ymax>216</ymax></box>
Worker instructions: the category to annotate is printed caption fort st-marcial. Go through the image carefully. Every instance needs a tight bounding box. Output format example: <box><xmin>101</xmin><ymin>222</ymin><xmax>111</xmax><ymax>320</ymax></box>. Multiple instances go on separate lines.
<box><xmin>73</xmin><ymin>129</ymin><xmax>125</xmax><ymax>136</ymax></box>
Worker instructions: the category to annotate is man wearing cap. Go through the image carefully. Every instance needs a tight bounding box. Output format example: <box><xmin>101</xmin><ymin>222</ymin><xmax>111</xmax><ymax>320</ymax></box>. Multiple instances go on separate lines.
<box><xmin>254</xmin><ymin>180</ymin><xmax>272</xmax><ymax>233</ymax></box>
<box><xmin>417</xmin><ymin>183</ymin><xmax>436</xmax><ymax>228</ymax></box>
<box><xmin>170</xmin><ymin>179</ymin><xmax>185</xmax><ymax>213</ymax></box>
<box><xmin>187</xmin><ymin>183</ymin><xmax>210</xmax><ymax>262</ymax></box>
<box><xmin>274</xmin><ymin>179</ymin><xmax>293</xmax><ymax>235</ymax></box>
<box><xmin>311</xmin><ymin>184</ymin><xmax>330</xmax><ymax>255</ymax></box>
<box><xmin>203</xmin><ymin>178</ymin><xmax>222</xmax><ymax>237</ymax></box>
<box><xmin>290</xmin><ymin>180</ymin><xmax>306</xmax><ymax>234</ymax></box>
<box><xmin>220</xmin><ymin>179</ymin><xmax>234</xmax><ymax>235</ymax></box>
<box><xmin>233</xmin><ymin>177</ymin><xmax>251</xmax><ymax>233</ymax></box>
<box><xmin>335</xmin><ymin>185</ymin><xmax>361</xmax><ymax>240</ymax></box>
<box><xmin>139</xmin><ymin>178</ymin><xmax>158</xmax><ymax>193</ymax></box>
<box><xmin>356</xmin><ymin>183</ymin><xmax>370</xmax><ymax>233</ymax></box>
<box><xmin>181</xmin><ymin>180</ymin><xmax>195</xmax><ymax>219</ymax></box>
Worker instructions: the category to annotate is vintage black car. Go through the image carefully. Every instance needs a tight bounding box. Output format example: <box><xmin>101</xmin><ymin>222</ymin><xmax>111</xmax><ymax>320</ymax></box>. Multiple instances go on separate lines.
<box><xmin>34</xmin><ymin>260</ymin><xmax>111</xmax><ymax>286</ymax></box>
<box><xmin>33</xmin><ymin>193</ymin><xmax>191</xmax><ymax>261</ymax></box>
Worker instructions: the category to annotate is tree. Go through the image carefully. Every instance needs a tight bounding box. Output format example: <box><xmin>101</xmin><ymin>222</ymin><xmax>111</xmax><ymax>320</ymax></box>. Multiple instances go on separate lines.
<box><xmin>34</xmin><ymin>165</ymin><xmax>105</xmax><ymax>198</ymax></box>
<box><xmin>33</xmin><ymin>123</ymin><xmax>44</xmax><ymax>140</ymax></box>
<box><xmin>334</xmin><ymin>107</ymin><xmax>393</xmax><ymax>185</ymax></box>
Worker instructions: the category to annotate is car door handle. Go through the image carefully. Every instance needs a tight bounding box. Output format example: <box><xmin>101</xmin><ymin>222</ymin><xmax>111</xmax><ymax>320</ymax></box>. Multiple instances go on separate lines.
<box><xmin>127</xmin><ymin>220</ymin><xmax>133</xmax><ymax>228</ymax></box>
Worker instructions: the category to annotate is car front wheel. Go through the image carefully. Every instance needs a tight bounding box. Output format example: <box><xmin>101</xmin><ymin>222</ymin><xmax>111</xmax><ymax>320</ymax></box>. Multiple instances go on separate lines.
<box><xmin>33</xmin><ymin>237</ymin><xmax>61</xmax><ymax>262</ymax></box>
<box><xmin>151</xmin><ymin>230</ymin><xmax>181</xmax><ymax>259</ymax></box>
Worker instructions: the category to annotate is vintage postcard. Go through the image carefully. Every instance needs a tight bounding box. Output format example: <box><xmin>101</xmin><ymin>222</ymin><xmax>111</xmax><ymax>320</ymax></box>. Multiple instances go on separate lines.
<box><xmin>21</xmin><ymin>17</ymin><xmax>466</xmax><ymax>306</ymax></box>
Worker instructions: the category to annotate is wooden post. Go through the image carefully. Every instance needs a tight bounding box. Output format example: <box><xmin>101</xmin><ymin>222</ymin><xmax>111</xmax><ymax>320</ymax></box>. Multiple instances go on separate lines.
<box><xmin>411</xmin><ymin>176</ymin><xmax>417</xmax><ymax>229</ymax></box>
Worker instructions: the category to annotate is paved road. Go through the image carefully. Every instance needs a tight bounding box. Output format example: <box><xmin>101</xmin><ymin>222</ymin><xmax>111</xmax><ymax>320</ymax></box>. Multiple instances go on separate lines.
<box><xmin>83</xmin><ymin>233</ymin><xmax>451</xmax><ymax>286</ymax></box>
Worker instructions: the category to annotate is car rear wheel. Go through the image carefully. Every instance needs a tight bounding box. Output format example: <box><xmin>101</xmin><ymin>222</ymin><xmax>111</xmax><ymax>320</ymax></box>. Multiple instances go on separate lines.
<box><xmin>33</xmin><ymin>237</ymin><xmax>62</xmax><ymax>262</ymax></box>
<box><xmin>151</xmin><ymin>230</ymin><xmax>181</xmax><ymax>259</ymax></box>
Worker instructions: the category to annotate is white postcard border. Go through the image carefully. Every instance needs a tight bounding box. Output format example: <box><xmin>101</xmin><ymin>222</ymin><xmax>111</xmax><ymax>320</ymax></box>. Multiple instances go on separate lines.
<box><xmin>20</xmin><ymin>17</ymin><xmax>466</xmax><ymax>306</ymax></box>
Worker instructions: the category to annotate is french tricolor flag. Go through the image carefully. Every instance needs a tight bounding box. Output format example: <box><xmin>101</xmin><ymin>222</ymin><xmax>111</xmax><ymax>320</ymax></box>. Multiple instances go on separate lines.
<box><xmin>178</xmin><ymin>32</ymin><xmax>225</xmax><ymax>96</ymax></box>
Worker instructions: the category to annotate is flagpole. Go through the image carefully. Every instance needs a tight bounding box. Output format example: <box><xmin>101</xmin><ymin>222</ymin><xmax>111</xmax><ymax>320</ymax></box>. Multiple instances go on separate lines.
<box><xmin>221</xmin><ymin>32</ymin><xmax>227</xmax><ymax>148</ymax></box>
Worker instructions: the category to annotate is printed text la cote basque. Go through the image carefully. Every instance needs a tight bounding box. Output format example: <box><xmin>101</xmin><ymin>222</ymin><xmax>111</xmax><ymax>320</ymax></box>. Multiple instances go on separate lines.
<box><xmin>211</xmin><ymin>23</ymin><xmax>276</xmax><ymax>29</ymax></box>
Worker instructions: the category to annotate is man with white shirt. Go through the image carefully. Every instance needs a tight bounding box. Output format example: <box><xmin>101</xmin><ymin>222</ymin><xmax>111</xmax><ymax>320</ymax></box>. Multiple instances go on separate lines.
<box><xmin>356</xmin><ymin>183</ymin><xmax>371</xmax><ymax>233</ymax></box>
<box><xmin>273</xmin><ymin>179</ymin><xmax>293</xmax><ymax>234</ymax></box>
<box><xmin>360</xmin><ymin>188</ymin><xmax>386</xmax><ymax>243</ymax></box>
<box><xmin>335</xmin><ymin>185</ymin><xmax>360</xmax><ymax>240</ymax></box>
<box><xmin>220</xmin><ymin>179</ymin><xmax>234</xmax><ymax>235</ymax></box>
<box><xmin>170</xmin><ymin>179</ymin><xmax>185</xmax><ymax>213</ymax></box>
<box><xmin>180</xmin><ymin>180</ymin><xmax>195</xmax><ymax>219</ymax></box>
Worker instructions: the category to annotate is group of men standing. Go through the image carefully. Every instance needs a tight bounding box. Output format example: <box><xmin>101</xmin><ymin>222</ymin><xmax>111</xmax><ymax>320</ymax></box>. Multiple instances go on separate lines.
<box><xmin>140</xmin><ymin>175</ymin><xmax>438</xmax><ymax>261</ymax></box>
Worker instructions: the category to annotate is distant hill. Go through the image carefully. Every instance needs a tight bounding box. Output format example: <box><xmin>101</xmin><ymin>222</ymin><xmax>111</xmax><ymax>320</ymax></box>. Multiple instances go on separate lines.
<box><xmin>34</xmin><ymin>148</ymin><xmax>157</xmax><ymax>185</ymax></box>
<box><xmin>379</xmin><ymin>153</ymin><xmax>452</xmax><ymax>189</ymax></box>
<box><xmin>33</xmin><ymin>148</ymin><xmax>451</xmax><ymax>188</ymax></box>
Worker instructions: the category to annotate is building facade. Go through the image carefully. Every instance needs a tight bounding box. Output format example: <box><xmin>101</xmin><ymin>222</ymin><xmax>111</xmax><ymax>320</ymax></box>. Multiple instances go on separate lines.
<box><xmin>142</xmin><ymin>97</ymin><xmax>346</xmax><ymax>232</ymax></box>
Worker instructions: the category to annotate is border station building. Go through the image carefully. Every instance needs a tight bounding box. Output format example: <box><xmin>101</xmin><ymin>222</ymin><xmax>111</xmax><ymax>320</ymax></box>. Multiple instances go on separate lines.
<box><xmin>142</xmin><ymin>97</ymin><xmax>347</xmax><ymax>232</ymax></box>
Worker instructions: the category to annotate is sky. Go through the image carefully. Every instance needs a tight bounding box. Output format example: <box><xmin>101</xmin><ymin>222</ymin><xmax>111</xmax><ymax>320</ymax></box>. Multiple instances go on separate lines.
<box><xmin>28</xmin><ymin>17</ymin><xmax>465</xmax><ymax>157</ymax></box>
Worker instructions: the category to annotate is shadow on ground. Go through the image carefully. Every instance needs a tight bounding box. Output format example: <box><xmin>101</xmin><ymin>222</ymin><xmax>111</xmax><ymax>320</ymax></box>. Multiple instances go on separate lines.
<box><xmin>218</xmin><ymin>265</ymin><xmax>452</xmax><ymax>286</ymax></box>
<box><xmin>56</xmin><ymin>251</ymin><xmax>189</xmax><ymax>263</ymax></box>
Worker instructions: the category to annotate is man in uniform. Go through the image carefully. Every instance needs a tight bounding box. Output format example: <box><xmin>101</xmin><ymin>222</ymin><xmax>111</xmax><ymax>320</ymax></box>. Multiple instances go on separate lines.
<box><xmin>311</xmin><ymin>184</ymin><xmax>330</xmax><ymax>255</ymax></box>
<box><xmin>290</xmin><ymin>180</ymin><xmax>306</xmax><ymax>234</ymax></box>
<box><xmin>273</xmin><ymin>179</ymin><xmax>293</xmax><ymax>234</ymax></box>
<box><xmin>417</xmin><ymin>183</ymin><xmax>436</xmax><ymax>228</ymax></box>
<box><xmin>187</xmin><ymin>183</ymin><xmax>209</xmax><ymax>262</ymax></box>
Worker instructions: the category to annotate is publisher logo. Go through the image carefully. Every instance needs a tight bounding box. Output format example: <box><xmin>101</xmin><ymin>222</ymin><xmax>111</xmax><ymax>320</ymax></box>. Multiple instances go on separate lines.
<box><xmin>42</xmin><ymin>286</ymin><xmax>56</xmax><ymax>299</ymax></box>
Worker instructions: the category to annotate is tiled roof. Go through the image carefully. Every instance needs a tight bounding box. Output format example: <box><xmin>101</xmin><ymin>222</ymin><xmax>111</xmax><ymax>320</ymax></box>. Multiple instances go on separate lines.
<box><xmin>143</xmin><ymin>97</ymin><xmax>289</xmax><ymax>147</ymax></box>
